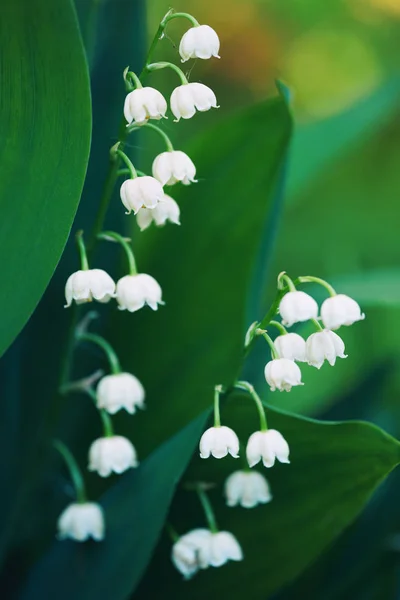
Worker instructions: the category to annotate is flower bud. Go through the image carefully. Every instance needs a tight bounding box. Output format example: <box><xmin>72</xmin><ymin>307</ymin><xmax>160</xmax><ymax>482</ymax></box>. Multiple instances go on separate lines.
<box><xmin>199</xmin><ymin>426</ymin><xmax>240</xmax><ymax>459</ymax></box>
<box><xmin>64</xmin><ymin>269</ymin><xmax>115</xmax><ymax>307</ymax></box>
<box><xmin>116</xmin><ymin>273</ymin><xmax>163</xmax><ymax>312</ymax></box>
<box><xmin>179</xmin><ymin>25</ymin><xmax>220</xmax><ymax>62</ymax></box>
<box><xmin>321</xmin><ymin>294</ymin><xmax>365</xmax><ymax>330</ymax></box>
<box><xmin>264</xmin><ymin>358</ymin><xmax>303</xmax><ymax>392</ymax></box>
<box><xmin>136</xmin><ymin>195</ymin><xmax>180</xmax><ymax>231</ymax></box>
<box><xmin>246</xmin><ymin>429</ymin><xmax>290</xmax><ymax>468</ymax></box>
<box><xmin>57</xmin><ymin>502</ymin><xmax>105</xmax><ymax>542</ymax></box>
<box><xmin>120</xmin><ymin>176</ymin><xmax>164</xmax><ymax>215</ymax></box>
<box><xmin>274</xmin><ymin>333</ymin><xmax>307</xmax><ymax>362</ymax></box>
<box><xmin>123</xmin><ymin>87</ymin><xmax>167</xmax><ymax>126</ymax></box>
<box><xmin>224</xmin><ymin>470</ymin><xmax>272</xmax><ymax>508</ymax></box>
<box><xmin>279</xmin><ymin>290</ymin><xmax>318</xmax><ymax>327</ymax></box>
<box><xmin>96</xmin><ymin>372</ymin><xmax>145</xmax><ymax>414</ymax></box>
<box><xmin>88</xmin><ymin>435</ymin><xmax>138</xmax><ymax>477</ymax></box>
<box><xmin>170</xmin><ymin>83</ymin><xmax>218</xmax><ymax>121</ymax></box>
<box><xmin>152</xmin><ymin>151</ymin><xmax>197</xmax><ymax>186</ymax></box>
<box><xmin>306</xmin><ymin>330</ymin><xmax>347</xmax><ymax>369</ymax></box>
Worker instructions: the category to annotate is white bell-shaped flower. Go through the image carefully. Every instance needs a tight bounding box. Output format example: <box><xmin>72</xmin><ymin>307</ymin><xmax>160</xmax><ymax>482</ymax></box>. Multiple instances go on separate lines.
<box><xmin>246</xmin><ymin>429</ymin><xmax>290</xmax><ymax>468</ymax></box>
<box><xmin>274</xmin><ymin>333</ymin><xmax>307</xmax><ymax>362</ymax></box>
<box><xmin>123</xmin><ymin>87</ymin><xmax>167</xmax><ymax>126</ymax></box>
<box><xmin>170</xmin><ymin>83</ymin><xmax>218</xmax><ymax>121</ymax></box>
<box><xmin>152</xmin><ymin>150</ymin><xmax>197</xmax><ymax>186</ymax></box>
<box><xmin>199</xmin><ymin>426</ymin><xmax>240</xmax><ymax>459</ymax></box>
<box><xmin>321</xmin><ymin>294</ymin><xmax>365</xmax><ymax>330</ymax></box>
<box><xmin>120</xmin><ymin>176</ymin><xmax>164</xmax><ymax>215</ymax></box>
<box><xmin>179</xmin><ymin>25</ymin><xmax>221</xmax><ymax>62</ymax></box>
<box><xmin>224</xmin><ymin>470</ymin><xmax>272</xmax><ymax>508</ymax></box>
<box><xmin>264</xmin><ymin>358</ymin><xmax>303</xmax><ymax>392</ymax></box>
<box><xmin>96</xmin><ymin>372</ymin><xmax>145</xmax><ymax>414</ymax></box>
<box><xmin>172</xmin><ymin>529</ymin><xmax>212</xmax><ymax>579</ymax></box>
<box><xmin>306</xmin><ymin>330</ymin><xmax>347</xmax><ymax>369</ymax></box>
<box><xmin>136</xmin><ymin>195</ymin><xmax>180</xmax><ymax>231</ymax></box>
<box><xmin>116</xmin><ymin>273</ymin><xmax>163</xmax><ymax>312</ymax></box>
<box><xmin>64</xmin><ymin>269</ymin><xmax>115</xmax><ymax>307</ymax></box>
<box><xmin>88</xmin><ymin>435</ymin><xmax>138</xmax><ymax>477</ymax></box>
<box><xmin>279</xmin><ymin>290</ymin><xmax>319</xmax><ymax>327</ymax></box>
<box><xmin>57</xmin><ymin>502</ymin><xmax>105</xmax><ymax>542</ymax></box>
<box><xmin>197</xmin><ymin>530</ymin><xmax>243</xmax><ymax>569</ymax></box>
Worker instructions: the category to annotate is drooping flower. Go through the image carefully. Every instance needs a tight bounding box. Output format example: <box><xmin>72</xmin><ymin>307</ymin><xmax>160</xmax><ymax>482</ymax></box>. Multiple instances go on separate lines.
<box><xmin>172</xmin><ymin>529</ymin><xmax>212</xmax><ymax>579</ymax></box>
<box><xmin>321</xmin><ymin>294</ymin><xmax>365</xmax><ymax>330</ymax></box>
<box><xmin>246</xmin><ymin>429</ymin><xmax>290</xmax><ymax>468</ymax></box>
<box><xmin>64</xmin><ymin>269</ymin><xmax>115</xmax><ymax>307</ymax></box>
<box><xmin>57</xmin><ymin>502</ymin><xmax>105</xmax><ymax>542</ymax></box>
<box><xmin>199</xmin><ymin>426</ymin><xmax>240</xmax><ymax>459</ymax></box>
<box><xmin>152</xmin><ymin>150</ymin><xmax>197</xmax><ymax>186</ymax></box>
<box><xmin>306</xmin><ymin>330</ymin><xmax>347</xmax><ymax>369</ymax></box>
<box><xmin>274</xmin><ymin>333</ymin><xmax>307</xmax><ymax>362</ymax></box>
<box><xmin>179</xmin><ymin>25</ymin><xmax>220</xmax><ymax>62</ymax></box>
<box><xmin>96</xmin><ymin>372</ymin><xmax>145</xmax><ymax>414</ymax></box>
<box><xmin>264</xmin><ymin>358</ymin><xmax>303</xmax><ymax>392</ymax></box>
<box><xmin>88</xmin><ymin>435</ymin><xmax>138</xmax><ymax>477</ymax></box>
<box><xmin>136</xmin><ymin>195</ymin><xmax>180</xmax><ymax>231</ymax></box>
<box><xmin>224</xmin><ymin>470</ymin><xmax>272</xmax><ymax>508</ymax></box>
<box><xmin>170</xmin><ymin>83</ymin><xmax>218</xmax><ymax>121</ymax></box>
<box><xmin>279</xmin><ymin>291</ymin><xmax>319</xmax><ymax>327</ymax></box>
<box><xmin>116</xmin><ymin>273</ymin><xmax>163</xmax><ymax>312</ymax></box>
<box><xmin>123</xmin><ymin>87</ymin><xmax>167</xmax><ymax>126</ymax></box>
<box><xmin>120</xmin><ymin>176</ymin><xmax>164</xmax><ymax>215</ymax></box>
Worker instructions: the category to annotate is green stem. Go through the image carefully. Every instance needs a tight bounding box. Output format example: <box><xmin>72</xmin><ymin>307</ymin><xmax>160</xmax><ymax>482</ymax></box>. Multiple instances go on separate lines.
<box><xmin>196</xmin><ymin>487</ymin><xmax>218</xmax><ymax>533</ymax></box>
<box><xmin>53</xmin><ymin>440</ymin><xmax>87</xmax><ymax>503</ymax></box>
<box><xmin>213</xmin><ymin>385</ymin><xmax>223</xmax><ymax>427</ymax></box>
<box><xmin>258</xmin><ymin>289</ymin><xmax>285</xmax><ymax>331</ymax></box>
<box><xmin>235</xmin><ymin>381</ymin><xmax>268</xmax><ymax>432</ymax></box>
<box><xmin>163</xmin><ymin>12</ymin><xmax>199</xmax><ymax>27</ymax></box>
<box><xmin>256</xmin><ymin>329</ymin><xmax>279</xmax><ymax>359</ymax></box>
<box><xmin>78</xmin><ymin>333</ymin><xmax>121</xmax><ymax>374</ymax></box>
<box><xmin>75</xmin><ymin>230</ymin><xmax>89</xmax><ymax>271</ymax></box>
<box><xmin>99</xmin><ymin>408</ymin><xmax>114</xmax><ymax>437</ymax></box>
<box><xmin>298</xmin><ymin>276</ymin><xmax>336</xmax><ymax>297</ymax></box>
<box><xmin>125</xmin><ymin>70</ymin><xmax>143</xmax><ymax>90</ymax></box>
<box><xmin>311</xmin><ymin>318</ymin><xmax>324</xmax><ymax>332</ymax></box>
<box><xmin>146</xmin><ymin>62</ymin><xmax>189</xmax><ymax>85</ymax></box>
<box><xmin>98</xmin><ymin>231</ymin><xmax>137</xmax><ymax>275</ymax></box>
<box><xmin>165</xmin><ymin>522</ymin><xmax>180</xmax><ymax>543</ymax></box>
<box><xmin>269</xmin><ymin>320</ymin><xmax>287</xmax><ymax>336</ymax></box>
<box><xmin>115</xmin><ymin>149</ymin><xmax>137</xmax><ymax>179</ymax></box>
<box><xmin>278</xmin><ymin>272</ymin><xmax>296</xmax><ymax>292</ymax></box>
<box><xmin>128</xmin><ymin>121</ymin><xmax>174</xmax><ymax>151</ymax></box>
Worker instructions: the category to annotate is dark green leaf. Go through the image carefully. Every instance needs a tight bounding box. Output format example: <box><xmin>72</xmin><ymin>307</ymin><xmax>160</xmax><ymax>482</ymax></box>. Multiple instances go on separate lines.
<box><xmin>0</xmin><ymin>0</ymin><xmax>91</xmax><ymax>357</ymax></box>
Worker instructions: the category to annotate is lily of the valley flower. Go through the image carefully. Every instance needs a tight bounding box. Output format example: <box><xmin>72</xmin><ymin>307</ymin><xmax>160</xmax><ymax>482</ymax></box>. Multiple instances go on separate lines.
<box><xmin>57</xmin><ymin>502</ymin><xmax>105</xmax><ymax>542</ymax></box>
<box><xmin>321</xmin><ymin>294</ymin><xmax>365</xmax><ymax>330</ymax></box>
<box><xmin>199</xmin><ymin>426</ymin><xmax>240</xmax><ymax>459</ymax></box>
<box><xmin>279</xmin><ymin>290</ymin><xmax>318</xmax><ymax>327</ymax></box>
<box><xmin>179</xmin><ymin>25</ymin><xmax>221</xmax><ymax>62</ymax></box>
<box><xmin>246</xmin><ymin>429</ymin><xmax>290</xmax><ymax>468</ymax></box>
<box><xmin>136</xmin><ymin>195</ymin><xmax>180</xmax><ymax>231</ymax></box>
<box><xmin>64</xmin><ymin>269</ymin><xmax>115</xmax><ymax>307</ymax></box>
<box><xmin>96</xmin><ymin>372</ymin><xmax>145</xmax><ymax>414</ymax></box>
<box><xmin>274</xmin><ymin>333</ymin><xmax>307</xmax><ymax>362</ymax></box>
<box><xmin>170</xmin><ymin>83</ymin><xmax>218</xmax><ymax>121</ymax></box>
<box><xmin>264</xmin><ymin>358</ymin><xmax>303</xmax><ymax>392</ymax></box>
<box><xmin>152</xmin><ymin>150</ymin><xmax>197</xmax><ymax>186</ymax></box>
<box><xmin>224</xmin><ymin>470</ymin><xmax>272</xmax><ymax>508</ymax></box>
<box><xmin>172</xmin><ymin>529</ymin><xmax>211</xmax><ymax>579</ymax></box>
<box><xmin>306</xmin><ymin>330</ymin><xmax>347</xmax><ymax>369</ymax></box>
<box><xmin>123</xmin><ymin>87</ymin><xmax>167</xmax><ymax>126</ymax></box>
<box><xmin>88</xmin><ymin>435</ymin><xmax>138</xmax><ymax>477</ymax></box>
<box><xmin>116</xmin><ymin>273</ymin><xmax>163</xmax><ymax>312</ymax></box>
<box><xmin>120</xmin><ymin>176</ymin><xmax>164</xmax><ymax>215</ymax></box>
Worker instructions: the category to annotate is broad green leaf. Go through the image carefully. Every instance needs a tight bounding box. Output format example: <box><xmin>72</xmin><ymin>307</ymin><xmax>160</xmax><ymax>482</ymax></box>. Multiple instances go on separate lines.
<box><xmin>0</xmin><ymin>0</ymin><xmax>91</xmax><ymax>357</ymax></box>
<box><xmin>109</xmin><ymin>94</ymin><xmax>292</xmax><ymax>455</ymax></box>
<box><xmin>136</xmin><ymin>397</ymin><xmax>400</xmax><ymax>599</ymax></box>
<box><xmin>20</xmin><ymin>411</ymin><xmax>209</xmax><ymax>600</ymax></box>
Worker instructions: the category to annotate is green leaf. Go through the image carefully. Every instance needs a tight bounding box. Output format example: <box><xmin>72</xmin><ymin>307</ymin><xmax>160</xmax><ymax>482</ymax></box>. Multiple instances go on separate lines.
<box><xmin>109</xmin><ymin>93</ymin><xmax>292</xmax><ymax>455</ymax></box>
<box><xmin>0</xmin><ymin>0</ymin><xmax>91</xmax><ymax>357</ymax></box>
<box><xmin>137</xmin><ymin>397</ymin><xmax>400</xmax><ymax>599</ymax></box>
<box><xmin>20</xmin><ymin>411</ymin><xmax>209</xmax><ymax>600</ymax></box>
<box><xmin>331</xmin><ymin>269</ymin><xmax>400</xmax><ymax>307</ymax></box>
